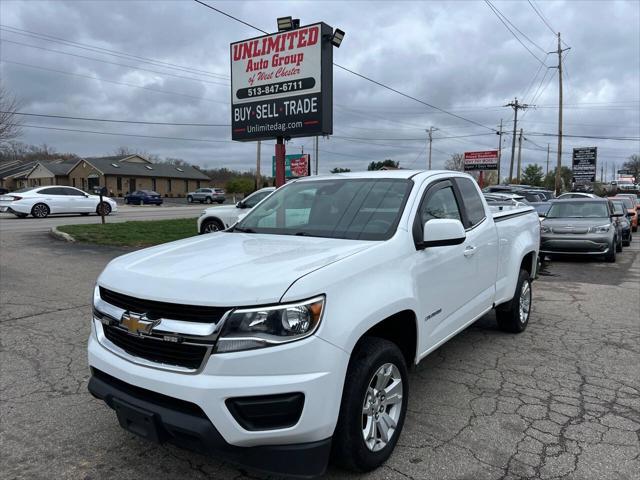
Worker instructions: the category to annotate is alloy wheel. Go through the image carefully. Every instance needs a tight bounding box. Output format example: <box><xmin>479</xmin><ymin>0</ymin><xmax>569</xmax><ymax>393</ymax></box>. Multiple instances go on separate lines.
<box><xmin>32</xmin><ymin>204</ymin><xmax>49</xmax><ymax>218</ymax></box>
<box><xmin>519</xmin><ymin>280</ymin><xmax>531</xmax><ymax>324</ymax></box>
<box><xmin>203</xmin><ymin>221</ymin><xmax>221</xmax><ymax>233</ymax></box>
<box><xmin>361</xmin><ymin>363</ymin><xmax>403</xmax><ymax>452</ymax></box>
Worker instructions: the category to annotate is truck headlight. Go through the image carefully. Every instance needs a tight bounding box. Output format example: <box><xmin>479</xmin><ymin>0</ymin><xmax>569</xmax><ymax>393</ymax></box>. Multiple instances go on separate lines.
<box><xmin>589</xmin><ymin>224</ymin><xmax>610</xmax><ymax>233</ymax></box>
<box><xmin>215</xmin><ymin>296</ymin><xmax>325</xmax><ymax>353</ymax></box>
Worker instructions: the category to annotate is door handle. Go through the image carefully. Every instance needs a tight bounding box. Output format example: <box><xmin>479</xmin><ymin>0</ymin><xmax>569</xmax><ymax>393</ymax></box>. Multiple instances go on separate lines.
<box><xmin>463</xmin><ymin>246</ymin><xmax>477</xmax><ymax>257</ymax></box>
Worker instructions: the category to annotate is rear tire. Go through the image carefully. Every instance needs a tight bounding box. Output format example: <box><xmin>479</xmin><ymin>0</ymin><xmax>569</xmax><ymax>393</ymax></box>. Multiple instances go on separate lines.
<box><xmin>217</xmin><ymin>199</ymin><xmax>224</xmax><ymax>204</ymax></box>
<box><xmin>332</xmin><ymin>337</ymin><xmax>408</xmax><ymax>473</ymax></box>
<box><xmin>138</xmin><ymin>199</ymin><xmax>144</xmax><ymax>206</ymax></box>
<box><xmin>496</xmin><ymin>269</ymin><xmax>532</xmax><ymax>333</ymax></box>
<box><xmin>31</xmin><ymin>203</ymin><xmax>50</xmax><ymax>218</ymax></box>
<box><xmin>616</xmin><ymin>235</ymin><xmax>623</xmax><ymax>252</ymax></box>
<box><xmin>206</xmin><ymin>197</ymin><xmax>213</xmax><ymax>204</ymax></box>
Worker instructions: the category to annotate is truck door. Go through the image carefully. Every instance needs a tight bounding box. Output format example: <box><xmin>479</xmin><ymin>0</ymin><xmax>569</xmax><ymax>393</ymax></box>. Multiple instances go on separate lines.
<box><xmin>411</xmin><ymin>180</ymin><xmax>476</xmax><ymax>354</ymax></box>
<box><xmin>453</xmin><ymin>177</ymin><xmax>499</xmax><ymax>317</ymax></box>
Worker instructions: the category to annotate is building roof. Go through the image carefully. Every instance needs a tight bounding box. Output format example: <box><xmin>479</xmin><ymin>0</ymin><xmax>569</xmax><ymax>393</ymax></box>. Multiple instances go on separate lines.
<box><xmin>42</xmin><ymin>161</ymin><xmax>77</xmax><ymax>175</ymax></box>
<box><xmin>0</xmin><ymin>160</ymin><xmax>39</xmax><ymax>178</ymax></box>
<box><xmin>83</xmin><ymin>156</ymin><xmax>211</xmax><ymax>180</ymax></box>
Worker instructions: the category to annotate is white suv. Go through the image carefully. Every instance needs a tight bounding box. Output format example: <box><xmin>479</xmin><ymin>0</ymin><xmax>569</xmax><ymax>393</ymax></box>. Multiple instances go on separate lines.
<box><xmin>196</xmin><ymin>187</ymin><xmax>275</xmax><ymax>233</ymax></box>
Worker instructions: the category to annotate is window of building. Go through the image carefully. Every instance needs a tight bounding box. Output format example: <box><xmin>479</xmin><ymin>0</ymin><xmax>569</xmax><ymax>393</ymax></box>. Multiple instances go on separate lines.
<box><xmin>197</xmin><ymin>180</ymin><xmax>201</xmax><ymax>189</ymax></box>
<box><xmin>117</xmin><ymin>176</ymin><xmax>122</xmax><ymax>191</ymax></box>
<box><xmin>167</xmin><ymin>179</ymin><xmax>172</xmax><ymax>192</ymax></box>
<box><xmin>184</xmin><ymin>179</ymin><xmax>188</xmax><ymax>191</ymax></box>
<box><xmin>72</xmin><ymin>178</ymin><xmax>76</xmax><ymax>187</ymax></box>
<box><xmin>151</xmin><ymin>178</ymin><xmax>157</xmax><ymax>191</ymax></box>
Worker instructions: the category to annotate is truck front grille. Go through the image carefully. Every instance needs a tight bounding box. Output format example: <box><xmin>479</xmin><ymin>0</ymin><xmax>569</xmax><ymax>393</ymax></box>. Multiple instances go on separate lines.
<box><xmin>103</xmin><ymin>325</ymin><xmax>209</xmax><ymax>370</ymax></box>
<box><xmin>100</xmin><ymin>287</ymin><xmax>228</xmax><ymax>323</ymax></box>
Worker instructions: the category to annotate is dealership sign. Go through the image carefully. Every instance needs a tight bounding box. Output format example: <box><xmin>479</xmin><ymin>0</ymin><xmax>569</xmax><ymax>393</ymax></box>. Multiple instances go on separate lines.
<box><xmin>572</xmin><ymin>147</ymin><xmax>597</xmax><ymax>182</ymax></box>
<box><xmin>231</xmin><ymin>23</ymin><xmax>333</xmax><ymax>141</ymax></box>
<box><xmin>272</xmin><ymin>154</ymin><xmax>310</xmax><ymax>178</ymax></box>
<box><xmin>463</xmin><ymin>150</ymin><xmax>499</xmax><ymax>171</ymax></box>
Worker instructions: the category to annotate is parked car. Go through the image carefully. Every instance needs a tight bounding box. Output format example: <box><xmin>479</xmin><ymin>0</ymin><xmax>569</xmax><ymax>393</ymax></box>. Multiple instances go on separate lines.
<box><xmin>609</xmin><ymin>196</ymin><xmax>638</xmax><ymax>232</ymax></box>
<box><xmin>87</xmin><ymin>171</ymin><xmax>540</xmax><ymax>477</ymax></box>
<box><xmin>611</xmin><ymin>200</ymin><xmax>633</xmax><ymax>246</ymax></box>
<box><xmin>540</xmin><ymin>198</ymin><xmax>623</xmax><ymax>262</ymax></box>
<box><xmin>0</xmin><ymin>187</ymin><xmax>9</xmax><ymax>195</ymax></box>
<box><xmin>124</xmin><ymin>190</ymin><xmax>163</xmax><ymax>205</ymax></box>
<box><xmin>187</xmin><ymin>188</ymin><xmax>226</xmax><ymax>204</ymax></box>
<box><xmin>556</xmin><ymin>192</ymin><xmax>598</xmax><ymax>199</ymax></box>
<box><xmin>0</xmin><ymin>186</ymin><xmax>117</xmax><ymax>218</ymax></box>
<box><xmin>197</xmin><ymin>187</ymin><xmax>275</xmax><ymax>233</ymax></box>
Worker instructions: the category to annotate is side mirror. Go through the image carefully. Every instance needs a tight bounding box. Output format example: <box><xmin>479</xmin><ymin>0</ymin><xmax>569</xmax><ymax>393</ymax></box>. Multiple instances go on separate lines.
<box><xmin>612</xmin><ymin>212</ymin><xmax>624</xmax><ymax>217</ymax></box>
<box><xmin>236</xmin><ymin>201</ymin><xmax>245</xmax><ymax>208</ymax></box>
<box><xmin>418</xmin><ymin>219</ymin><xmax>466</xmax><ymax>249</ymax></box>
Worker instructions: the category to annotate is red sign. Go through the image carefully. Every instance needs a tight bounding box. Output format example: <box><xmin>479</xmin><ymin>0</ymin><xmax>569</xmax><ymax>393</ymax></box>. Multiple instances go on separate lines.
<box><xmin>464</xmin><ymin>150</ymin><xmax>499</xmax><ymax>171</ymax></box>
<box><xmin>290</xmin><ymin>155</ymin><xmax>310</xmax><ymax>177</ymax></box>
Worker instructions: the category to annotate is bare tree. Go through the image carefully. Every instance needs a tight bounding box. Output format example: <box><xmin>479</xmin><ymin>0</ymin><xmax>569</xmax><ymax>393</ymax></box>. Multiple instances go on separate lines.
<box><xmin>0</xmin><ymin>85</ymin><xmax>23</xmax><ymax>152</ymax></box>
<box><xmin>444</xmin><ymin>153</ymin><xmax>465</xmax><ymax>172</ymax></box>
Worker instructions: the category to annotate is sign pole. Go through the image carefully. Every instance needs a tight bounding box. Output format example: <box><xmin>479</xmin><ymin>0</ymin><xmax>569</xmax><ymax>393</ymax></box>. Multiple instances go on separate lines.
<box><xmin>275</xmin><ymin>136</ymin><xmax>286</xmax><ymax>187</ymax></box>
<box><xmin>479</xmin><ymin>170</ymin><xmax>484</xmax><ymax>189</ymax></box>
<box><xmin>256</xmin><ymin>141</ymin><xmax>261</xmax><ymax>190</ymax></box>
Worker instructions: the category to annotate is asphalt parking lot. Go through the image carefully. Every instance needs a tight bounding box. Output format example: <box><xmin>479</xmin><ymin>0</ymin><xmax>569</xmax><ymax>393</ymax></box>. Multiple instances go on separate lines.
<box><xmin>1</xmin><ymin>228</ymin><xmax>638</xmax><ymax>480</ymax></box>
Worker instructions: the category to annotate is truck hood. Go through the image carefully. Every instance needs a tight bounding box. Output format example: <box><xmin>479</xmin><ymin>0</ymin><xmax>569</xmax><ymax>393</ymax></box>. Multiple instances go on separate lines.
<box><xmin>98</xmin><ymin>232</ymin><xmax>376</xmax><ymax>307</ymax></box>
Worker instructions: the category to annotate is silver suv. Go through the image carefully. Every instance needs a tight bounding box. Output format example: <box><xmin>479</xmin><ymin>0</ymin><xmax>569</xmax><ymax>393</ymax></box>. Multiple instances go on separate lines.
<box><xmin>187</xmin><ymin>188</ymin><xmax>225</xmax><ymax>204</ymax></box>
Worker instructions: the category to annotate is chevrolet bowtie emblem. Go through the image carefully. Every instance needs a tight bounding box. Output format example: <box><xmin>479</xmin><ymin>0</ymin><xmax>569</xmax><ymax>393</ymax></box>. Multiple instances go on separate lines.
<box><xmin>120</xmin><ymin>312</ymin><xmax>157</xmax><ymax>335</ymax></box>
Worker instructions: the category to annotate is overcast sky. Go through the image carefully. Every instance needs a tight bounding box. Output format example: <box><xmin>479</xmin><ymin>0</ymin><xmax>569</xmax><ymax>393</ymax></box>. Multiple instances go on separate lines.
<box><xmin>1</xmin><ymin>0</ymin><xmax>638</xmax><ymax>177</ymax></box>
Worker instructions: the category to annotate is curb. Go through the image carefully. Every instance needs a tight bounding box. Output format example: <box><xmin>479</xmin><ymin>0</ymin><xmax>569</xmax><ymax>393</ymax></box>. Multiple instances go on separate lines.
<box><xmin>49</xmin><ymin>226</ymin><xmax>76</xmax><ymax>243</ymax></box>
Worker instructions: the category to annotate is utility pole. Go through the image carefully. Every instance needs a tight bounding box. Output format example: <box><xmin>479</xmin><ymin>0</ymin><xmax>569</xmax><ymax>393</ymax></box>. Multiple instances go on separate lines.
<box><xmin>256</xmin><ymin>140</ymin><xmax>261</xmax><ymax>190</ymax></box>
<box><xmin>600</xmin><ymin>163</ymin><xmax>604</xmax><ymax>183</ymax></box>
<box><xmin>505</xmin><ymin>98</ymin><xmax>531</xmax><ymax>182</ymax></box>
<box><xmin>552</xmin><ymin>32</ymin><xmax>571</xmax><ymax>195</ymax></box>
<box><xmin>516</xmin><ymin>128</ymin><xmax>523</xmax><ymax>183</ymax></box>
<box><xmin>497</xmin><ymin>119</ymin><xmax>503</xmax><ymax>184</ymax></box>
<box><xmin>546</xmin><ymin>143</ymin><xmax>550</xmax><ymax>175</ymax></box>
<box><xmin>427</xmin><ymin>126</ymin><xmax>438</xmax><ymax>169</ymax></box>
<box><xmin>314</xmin><ymin>136</ymin><xmax>319</xmax><ymax>175</ymax></box>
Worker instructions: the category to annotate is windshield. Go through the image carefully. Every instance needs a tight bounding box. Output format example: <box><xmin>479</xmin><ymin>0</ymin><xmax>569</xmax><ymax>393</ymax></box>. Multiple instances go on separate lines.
<box><xmin>546</xmin><ymin>201</ymin><xmax>609</xmax><ymax>219</ymax></box>
<box><xmin>233</xmin><ymin>178</ymin><xmax>413</xmax><ymax>240</ymax></box>
<box><xmin>615</xmin><ymin>197</ymin><xmax>634</xmax><ymax>209</ymax></box>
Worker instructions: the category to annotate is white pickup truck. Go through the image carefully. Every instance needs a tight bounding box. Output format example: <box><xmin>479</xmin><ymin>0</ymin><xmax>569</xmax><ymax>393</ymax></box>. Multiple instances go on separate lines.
<box><xmin>88</xmin><ymin>171</ymin><xmax>539</xmax><ymax>477</ymax></box>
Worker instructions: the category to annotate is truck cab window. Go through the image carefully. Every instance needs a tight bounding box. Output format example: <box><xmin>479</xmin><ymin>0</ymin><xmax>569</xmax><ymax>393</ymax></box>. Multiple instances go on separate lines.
<box><xmin>420</xmin><ymin>186</ymin><xmax>461</xmax><ymax>224</ymax></box>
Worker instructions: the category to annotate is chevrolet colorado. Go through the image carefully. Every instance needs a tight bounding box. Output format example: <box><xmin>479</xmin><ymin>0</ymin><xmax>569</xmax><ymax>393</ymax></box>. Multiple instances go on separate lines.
<box><xmin>88</xmin><ymin>171</ymin><xmax>540</xmax><ymax>477</ymax></box>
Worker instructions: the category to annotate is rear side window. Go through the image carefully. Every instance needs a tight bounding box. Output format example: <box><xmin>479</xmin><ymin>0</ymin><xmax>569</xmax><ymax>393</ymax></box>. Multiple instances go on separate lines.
<box><xmin>455</xmin><ymin>178</ymin><xmax>486</xmax><ymax>228</ymax></box>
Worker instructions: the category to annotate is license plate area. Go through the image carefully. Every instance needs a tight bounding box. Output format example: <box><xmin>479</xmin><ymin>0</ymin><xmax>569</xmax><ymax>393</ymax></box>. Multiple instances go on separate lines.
<box><xmin>112</xmin><ymin>398</ymin><xmax>164</xmax><ymax>443</ymax></box>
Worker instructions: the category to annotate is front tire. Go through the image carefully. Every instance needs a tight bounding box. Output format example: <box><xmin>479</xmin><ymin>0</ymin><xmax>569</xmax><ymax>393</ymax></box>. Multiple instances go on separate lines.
<box><xmin>332</xmin><ymin>337</ymin><xmax>408</xmax><ymax>473</ymax></box>
<box><xmin>496</xmin><ymin>269</ymin><xmax>532</xmax><ymax>333</ymax></box>
<box><xmin>200</xmin><ymin>218</ymin><xmax>224</xmax><ymax>234</ymax></box>
<box><xmin>206</xmin><ymin>197</ymin><xmax>213</xmax><ymax>204</ymax></box>
<box><xmin>97</xmin><ymin>202</ymin><xmax>112</xmax><ymax>216</ymax></box>
<box><xmin>187</xmin><ymin>196</ymin><xmax>193</xmax><ymax>203</ymax></box>
<box><xmin>31</xmin><ymin>203</ymin><xmax>50</xmax><ymax>218</ymax></box>
<box><xmin>604</xmin><ymin>240</ymin><xmax>616</xmax><ymax>262</ymax></box>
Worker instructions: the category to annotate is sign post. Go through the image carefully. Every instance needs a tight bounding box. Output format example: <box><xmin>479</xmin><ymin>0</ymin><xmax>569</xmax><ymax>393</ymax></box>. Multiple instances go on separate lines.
<box><xmin>571</xmin><ymin>147</ymin><xmax>597</xmax><ymax>183</ymax></box>
<box><xmin>463</xmin><ymin>150</ymin><xmax>499</xmax><ymax>188</ymax></box>
<box><xmin>230</xmin><ymin>21</ymin><xmax>336</xmax><ymax>187</ymax></box>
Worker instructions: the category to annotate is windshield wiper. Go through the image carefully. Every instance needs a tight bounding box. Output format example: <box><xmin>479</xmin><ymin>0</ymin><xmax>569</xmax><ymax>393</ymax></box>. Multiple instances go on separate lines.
<box><xmin>232</xmin><ymin>226</ymin><xmax>256</xmax><ymax>233</ymax></box>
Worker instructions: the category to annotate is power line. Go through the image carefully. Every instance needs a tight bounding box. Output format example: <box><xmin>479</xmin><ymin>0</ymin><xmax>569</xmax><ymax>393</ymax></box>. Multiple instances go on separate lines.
<box><xmin>486</xmin><ymin>0</ymin><xmax>547</xmax><ymax>54</ymax></box>
<box><xmin>527</xmin><ymin>0</ymin><xmax>557</xmax><ymax>36</ymax></box>
<box><xmin>0</xmin><ymin>38</ymin><xmax>229</xmax><ymax>86</ymax></box>
<box><xmin>5</xmin><ymin>111</ymin><xmax>230</xmax><ymax>126</ymax></box>
<box><xmin>0</xmin><ymin>25</ymin><xmax>229</xmax><ymax>80</ymax></box>
<box><xmin>1</xmin><ymin>59</ymin><xmax>228</xmax><ymax>104</ymax></box>
<box><xmin>193</xmin><ymin>0</ymin><xmax>499</xmax><ymax>133</ymax></box>
<box><xmin>484</xmin><ymin>0</ymin><xmax>548</xmax><ymax>66</ymax></box>
<box><xmin>20</xmin><ymin>124</ymin><xmax>235</xmax><ymax>143</ymax></box>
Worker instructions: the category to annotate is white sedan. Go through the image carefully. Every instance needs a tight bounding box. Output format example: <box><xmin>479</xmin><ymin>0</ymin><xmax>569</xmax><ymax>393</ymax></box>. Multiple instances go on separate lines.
<box><xmin>197</xmin><ymin>187</ymin><xmax>275</xmax><ymax>233</ymax></box>
<box><xmin>0</xmin><ymin>186</ymin><xmax>118</xmax><ymax>218</ymax></box>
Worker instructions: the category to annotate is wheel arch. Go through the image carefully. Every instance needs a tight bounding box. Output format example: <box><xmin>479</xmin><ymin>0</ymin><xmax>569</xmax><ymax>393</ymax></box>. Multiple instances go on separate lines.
<box><xmin>200</xmin><ymin>215</ymin><xmax>225</xmax><ymax>233</ymax></box>
<box><xmin>352</xmin><ymin>310</ymin><xmax>418</xmax><ymax>367</ymax></box>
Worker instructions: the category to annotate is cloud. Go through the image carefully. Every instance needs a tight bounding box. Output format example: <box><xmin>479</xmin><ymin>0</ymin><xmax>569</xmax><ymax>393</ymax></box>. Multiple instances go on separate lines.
<box><xmin>1</xmin><ymin>0</ymin><xmax>638</xmax><ymax>174</ymax></box>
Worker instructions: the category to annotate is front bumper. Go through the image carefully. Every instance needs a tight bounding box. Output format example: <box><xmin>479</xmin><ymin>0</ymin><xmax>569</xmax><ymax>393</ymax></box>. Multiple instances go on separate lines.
<box><xmin>540</xmin><ymin>232</ymin><xmax>612</xmax><ymax>254</ymax></box>
<box><xmin>88</xmin><ymin>368</ymin><xmax>331</xmax><ymax>478</ymax></box>
<box><xmin>88</xmin><ymin>319</ymin><xmax>349</xmax><ymax>474</ymax></box>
